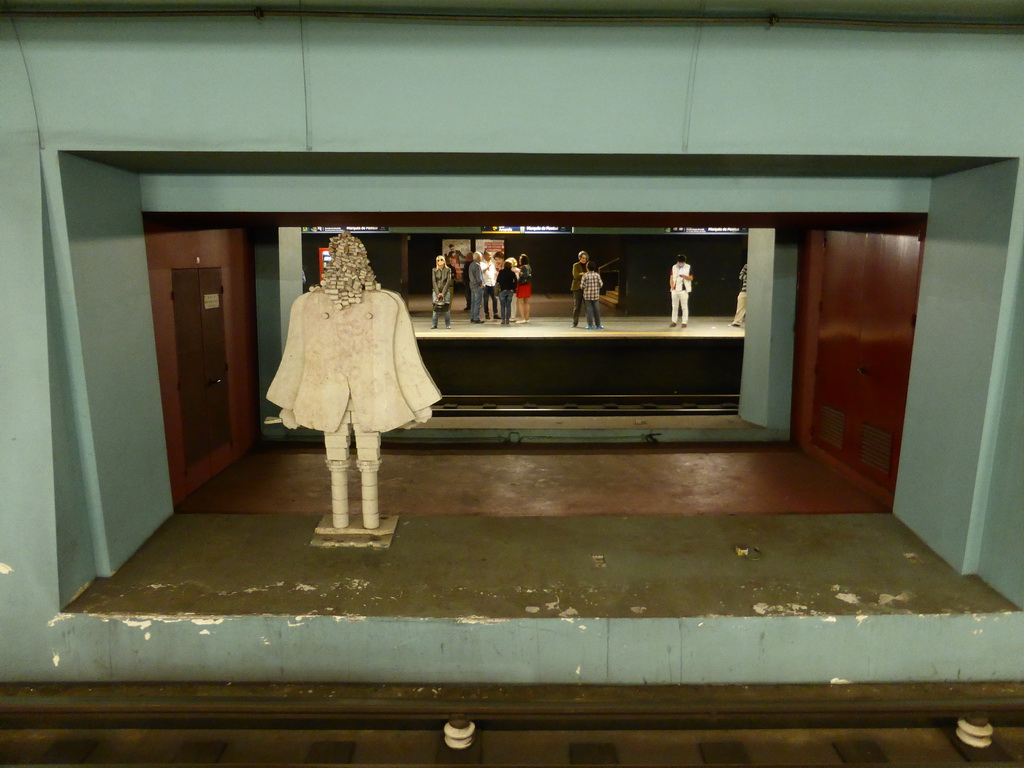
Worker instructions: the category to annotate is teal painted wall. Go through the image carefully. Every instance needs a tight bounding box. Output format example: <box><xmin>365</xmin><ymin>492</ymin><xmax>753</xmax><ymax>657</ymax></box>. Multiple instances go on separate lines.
<box><xmin>45</xmin><ymin>183</ymin><xmax>96</xmax><ymax>607</ymax></box>
<box><xmin>738</xmin><ymin>229</ymin><xmax>797</xmax><ymax>431</ymax></box>
<box><xmin>140</xmin><ymin>174</ymin><xmax>931</xmax><ymax>215</ymax></box>
<box><xmin>974</xmin><ymin>167</ymin><xmax>1024</xmax><ymax>605</ymax></box>
<box><xmin>896</xmin><ymin>162</ymin><xmax>1020</xmax><ymax>573</ymax></box>
<box><xmin>1</xmin><ymin>17</ymin><xmax>63</xmax><ymax>674</ymax></box>
<box><xmin>47</xmin><ymin>153</ymin><xmax>173</xmax><ymax>577</ymax></box>
<box><xmin>1</xmin><ymin>15</ymin><xmax>1022</xmax><ymax>683</ymax></box>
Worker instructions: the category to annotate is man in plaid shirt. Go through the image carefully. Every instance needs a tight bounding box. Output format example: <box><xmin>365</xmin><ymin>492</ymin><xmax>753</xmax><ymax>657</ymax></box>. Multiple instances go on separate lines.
<box><xmin>580</xmin><ymin>261</ymin><xmax>604</xmax><ymax>330</ymax></box>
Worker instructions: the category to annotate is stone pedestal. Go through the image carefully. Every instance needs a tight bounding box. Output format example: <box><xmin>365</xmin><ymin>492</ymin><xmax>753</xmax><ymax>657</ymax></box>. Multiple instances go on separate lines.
<box><xmin>310</xmin><ymin>514</ymin><xmax>399</xmax><ymax>550</ymax></box>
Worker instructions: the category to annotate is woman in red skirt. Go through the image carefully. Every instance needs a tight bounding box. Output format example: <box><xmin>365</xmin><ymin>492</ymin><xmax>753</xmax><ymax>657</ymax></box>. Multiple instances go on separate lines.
<box><xmin>515</xmin><ymin>254</ymin><xmax>533</xmax><ymax>323</ymax></box>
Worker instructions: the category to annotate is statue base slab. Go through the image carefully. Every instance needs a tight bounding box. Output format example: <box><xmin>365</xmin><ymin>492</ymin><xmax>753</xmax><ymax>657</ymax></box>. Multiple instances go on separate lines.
<box><xmin>310</xmin><ymin>514</ymin><xmax>398</xmax><ymax>550</ymax></box>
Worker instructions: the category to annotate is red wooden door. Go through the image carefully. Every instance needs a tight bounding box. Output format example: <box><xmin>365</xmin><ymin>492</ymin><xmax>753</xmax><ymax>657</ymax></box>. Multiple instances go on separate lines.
<box><xmin>811</xmin><ymin>231</ymin><xmax>922</xmax><ymax>491</ymax></box>
<box><xmin>171</xmin><ymin>267</ymin><xmax>231</xmax><ymax>474</ymax></box>
<box><xmin>147</xmin><ymin>226</ymin><xmax>257</xmax><ymax>505</ymax></box>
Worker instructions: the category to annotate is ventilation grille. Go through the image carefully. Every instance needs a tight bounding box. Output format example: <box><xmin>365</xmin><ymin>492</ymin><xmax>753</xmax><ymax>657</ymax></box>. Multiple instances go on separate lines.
<box><xmin>818</xmin><ymin>405</ymin><xmax>846</xmax><ymax>448</ymax></box>
<box><xmin>860</xmin><ymin>422</ymin><xmax>894</xmax><ymax>475</ymax></box>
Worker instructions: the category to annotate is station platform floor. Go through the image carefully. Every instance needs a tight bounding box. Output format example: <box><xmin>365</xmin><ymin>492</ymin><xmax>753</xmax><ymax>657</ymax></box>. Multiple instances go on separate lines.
<box><xmin>68</xmin><ymin>442</ymin><xmax>1017</xmax><ymax>620</ymax></box>
<box><xmin>405</xmin><ymin>294</ymin><xmax>743</xmax><ymax>339</ymax></box>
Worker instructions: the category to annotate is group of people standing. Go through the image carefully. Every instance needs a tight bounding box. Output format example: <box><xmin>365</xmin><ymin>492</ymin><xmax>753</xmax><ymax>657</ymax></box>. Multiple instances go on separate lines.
<box><xmin>431</xmin><ymin>250</ymin><xmax>533</xmax><ymax>327</ymax></box>
<box><xmin>429</xmin><ymin>247</ymin><xmax>747</xmax><ymax>330</ymax></box>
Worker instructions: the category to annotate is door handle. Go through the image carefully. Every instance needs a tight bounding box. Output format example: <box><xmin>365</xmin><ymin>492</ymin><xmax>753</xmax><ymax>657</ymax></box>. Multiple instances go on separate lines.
<box><xmin>207</xmin><ymin>378</ymin><xmax>223</xmax><ymax>386</ymax></box>
<box><xmin>857</xmin><ymin>366</ymin><xmax>868</xmax><ymax>375</ymax></box>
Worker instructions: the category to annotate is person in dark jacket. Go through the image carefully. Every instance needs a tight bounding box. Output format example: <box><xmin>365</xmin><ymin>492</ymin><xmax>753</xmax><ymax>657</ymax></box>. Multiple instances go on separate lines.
<box><xmin>467</xmin><ymin>252</ymin><xmax>485</xmax><ymax>324</ymax></box>
<box><xmin>496</xmin><ymin>259</ymin><xmax>519</xmax><ymax>325</ymax></box>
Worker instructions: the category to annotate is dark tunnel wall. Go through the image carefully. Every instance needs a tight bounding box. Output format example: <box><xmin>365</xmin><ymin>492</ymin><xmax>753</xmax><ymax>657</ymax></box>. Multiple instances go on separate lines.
<box><xmin>301</xmin><ymin>233</ymin><xmax>405</xmax><ymax>294</ymax></box>
<box><xmin>405</xmin><ymin>232</ymin><xmax>749</xmax><ymax>315</ymax></box>
<box><xmin>300</xmin><ymin>231</ymin><xmax>748</xmax><ymax>315</ymax></box>
<box><xmin>622</xmin><ymin>235</ymin><xmax>748</xmax><ymax>317</ymax></box>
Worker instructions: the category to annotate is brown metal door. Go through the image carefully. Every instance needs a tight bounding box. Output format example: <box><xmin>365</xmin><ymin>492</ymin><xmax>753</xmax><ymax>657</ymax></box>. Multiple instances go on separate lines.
<box><xmin>811</xmin><ymin>232</ymin><xmax>922</xmax><ymax>491</ymax></box>
<box><xmin>171</xmin><ymin>268</ymin><xmax>230</xmax><ymax>472</ymax></box>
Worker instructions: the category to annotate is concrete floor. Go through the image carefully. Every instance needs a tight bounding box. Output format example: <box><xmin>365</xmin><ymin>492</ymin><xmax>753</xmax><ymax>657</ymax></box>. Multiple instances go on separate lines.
<box><xmin>406</xmin><ymin>295</ymin><xmax>744</xmax><ymax>339</ymax></box>
<box><xmin>68</xmin><ymin>444</ymin><xmax>1016</xmax><ymax>619</ymax></box>
<box><xmin>174</xmin><ymin>443</ymin><xmax>890</xmax><ymax>517</ymax></box>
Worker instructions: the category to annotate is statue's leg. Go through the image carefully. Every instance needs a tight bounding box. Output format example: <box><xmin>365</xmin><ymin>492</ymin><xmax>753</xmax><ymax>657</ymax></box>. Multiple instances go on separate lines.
<box><xmin>324</xmin><ymin>428</ymin><xmax>352</xmax><ymax>529</ymax></box>
<box><xmin>354</xmin><ymin>427</ymin><xmax>382</xmax><ymax>530</ymax></box>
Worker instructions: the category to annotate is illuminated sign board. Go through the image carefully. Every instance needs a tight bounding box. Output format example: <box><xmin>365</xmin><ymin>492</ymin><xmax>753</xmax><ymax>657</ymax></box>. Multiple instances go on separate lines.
<box><xmin>302</xmin><ymin>226</ymin><xmax>390</xmax><ymax>233</ymax></box>
<box><xmin>482</xmin><ymin>226</ymin><xmax>573</xmax><ymax>234</ymax></box>
<box><xmin>666</xmin><ymin>227</ymin><xmax>748</xmax><ymax>235</ymax></box>
<box><xmin>319</xmin><ymin>247</ymin><xmax>331</xmax><ymax>280</ymax></box>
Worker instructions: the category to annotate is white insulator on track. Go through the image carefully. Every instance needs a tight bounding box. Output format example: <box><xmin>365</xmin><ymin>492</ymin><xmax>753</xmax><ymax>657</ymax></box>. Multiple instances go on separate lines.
<box><xmin>444</xmin><ymin>718</ymin><xmax>475</xmax><ymax>749</ymax></box>
<box><xmin>956</xmin><ymin>716</ymin><xmax>994</xmax><ymax>748</ymax></box>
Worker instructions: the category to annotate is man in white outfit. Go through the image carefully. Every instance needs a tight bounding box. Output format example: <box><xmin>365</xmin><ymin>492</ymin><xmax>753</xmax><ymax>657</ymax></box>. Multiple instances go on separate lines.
<box><xmin>669</xmin><ymin>255</ymin><xmax>693</xmax><ymax>328</ymax></box>
<box><xmin>730</xmin><ymin>262</ymin><xmax>748</xmax><ymax>327</ymax></box>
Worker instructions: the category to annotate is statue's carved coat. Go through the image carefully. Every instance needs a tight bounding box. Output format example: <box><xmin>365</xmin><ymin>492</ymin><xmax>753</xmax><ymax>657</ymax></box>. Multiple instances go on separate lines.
<box><xmin>267</xmin><ymin>289</ymin><xmax>440</xmax><ymax>433</ymax></box>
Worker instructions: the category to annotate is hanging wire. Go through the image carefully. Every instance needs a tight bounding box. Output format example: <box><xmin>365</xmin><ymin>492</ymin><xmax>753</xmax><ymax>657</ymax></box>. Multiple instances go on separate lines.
<box><xmin>3</xmin><ymin>7</ymin><xmax>1023</xmax><ymax>33</ymax></box>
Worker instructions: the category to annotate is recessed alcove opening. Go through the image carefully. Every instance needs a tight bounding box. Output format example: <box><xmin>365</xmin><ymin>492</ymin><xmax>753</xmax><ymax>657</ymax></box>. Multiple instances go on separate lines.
<box><xmin>54</xmin><ymin>151</ymin><xmax>1023</xmax><ymax>620</ymax></box>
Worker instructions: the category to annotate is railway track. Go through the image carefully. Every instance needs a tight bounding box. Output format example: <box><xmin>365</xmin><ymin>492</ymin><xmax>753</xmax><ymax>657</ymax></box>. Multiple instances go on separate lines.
<box><xmin>433</xmin><ymin>395</ymin><xmax>740</xmax><ymax>418</ymax></box>
<box><xmin>1</xmin><ymin>683</ymin><xmax>1022</xmax><ymax>766</ymax></box>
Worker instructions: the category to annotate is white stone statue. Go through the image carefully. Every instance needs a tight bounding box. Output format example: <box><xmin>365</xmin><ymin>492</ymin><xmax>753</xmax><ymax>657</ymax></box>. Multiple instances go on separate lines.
<box><xmin>267</xmin><ymin>231</ymin><xmax>440</xmax><ymax>530</ymax></box>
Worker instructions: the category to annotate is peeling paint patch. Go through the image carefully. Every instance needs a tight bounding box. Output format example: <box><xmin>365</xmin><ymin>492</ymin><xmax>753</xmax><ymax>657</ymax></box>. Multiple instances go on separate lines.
<box><xmin>903</xmin><ymin>552</ymin><xmax>922</xmax><ymax>564</ymax></box>
<box><xmin>878</xmin><ymin>593</ymin><xmax>910</xmax><ymax>605</ymax></box>
<box><xmin>347</xmin><ymin>578</ymin><xmax>370</xmax><ymax>590</ymax></box>
<box><xmin>199</xmin><ymin>629</ymin><xmax>211</xmax><ymax>635</ymax></box>
<box><xmin>835</xmin><ymin>593</ymin><xmax>860</xmax><ymax>605</ymax></box>
<box><xmin>147</xmin><ymin>583</ymin><xmax>172</xmax><ymax>590</ymax></box>
<box><xmin>830</xmin><ymin>678</ymin><xmax>851</xmax><ymax>684</ymax></box>
<box><xmin>545</xmin><ymin>600</ymin><xmax>559</xmax><ymax>611</ymax></box>
<box><xmin>0</xmin><ymin>563</ymin><xmax>13</xmax><ymax>575</ymax></box>
<box><xmin>144</xmin><ymin>632</ymin><xmax>151</xmax><ymax>641</ymax></box>
<box><xmin>47</xmin><ymin>614</ymin><xmax>73</xmax><ymax>627</ymax></box>
<box><xmin>456</xmin><ymin>616</ymin><xmax>509</xmax><ymax>624</ymax></box>
<box><xmin>630</xmin><ymin>606</ymin><xmax>647</xmax><ymax>615</ymax></box>
<box><xmin>559</xmin><ymin>608</ymin><xmax>578</xmax><ymax>619</ymax></box>
<box><xmin>856</xmin><ymin>615</ymin><xmax>868</xmax><ymax>625</ymax></box>
<box><xmin>332</xmin><ymin>614</ymin><xmax>366</xmax><ymax>622</ymax></box>
<box><xmin>52</xmin><ymin>653</ymin><xmax>60</xmax><ymax>667</ymax></box>
<box><xmin>295</xmin><ymin>583</ymin><xmax>317</xmax><ymax>592</ymax></box>
<box><xmin>753</xmin><ymin>602</ymin><xmax>817</xmax><ymax>617</ymax></box>
<box><xmin>525</xmin><ymin>606</ymin><xmax>540</xmax><ymax>614</ymax></box>
<box><xmin>244</xmin><ymin>581</ymin><xmax>285</xmax><ymax>593</ymax></box>
<box><xmin>85</xmin><ymin>614</ymin><xmax>241</xmax><ymax>626</ymax></box>
<box><xmin>575</xmin><ymin>665</ymin><xmax>581</xmax><ymax>675</ymax></box>
<box><xmin>820</xmin><ymin>616</ymin><xmax>837</xmax><ymax>623</ymax></box>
